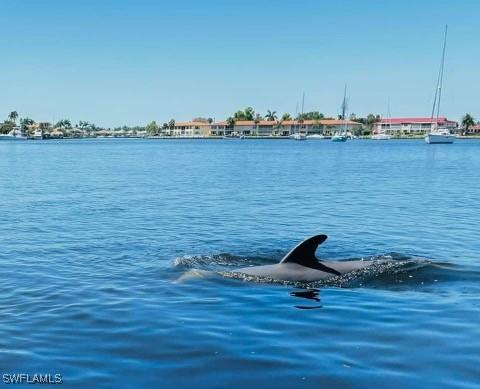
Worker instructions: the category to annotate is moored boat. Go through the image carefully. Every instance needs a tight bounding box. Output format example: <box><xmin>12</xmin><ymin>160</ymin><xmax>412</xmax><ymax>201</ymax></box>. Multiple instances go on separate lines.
<box><xmin>372</xmin><ymin>133</ymin><xmax>392</xmax><ymax>140</ymax></box>
<box><xmin>332</xmin><ymin>85</ymin><xmax>349</xmax><ymax>143</ymax></box>
<box><xmin>223</xmin><ymin>132</ymin><xmax>244</xmax><ymax>139</ymax></box>
<box><xmin>0</xmin><ymin>126</ymin><xmax>28</xmax><ymax>141</ymax></box>
<box><xmin>425</xmin><ymin>25</ymin><xmax>455</xmax><ymax>145</ymax></box>
<box><xmin>306</xmin><ymin>134</ymin><xmax>325</xmax><ymax>139</ymax></box>
<box><xmin>331</xmin><ymin>133</ymin><xmax>348</xmax><ymax>142</ymax></box>
<box><xmin>291</xmin><ymin>132</ymin><xmax>307</xmax><ymax>140</ymax></box>
<box><xmin>33</xmin><ymin>129</ymin><xmax>43</xmax><ymax>140</ymax></box>
<box><xmin>292</xmin><ymin>92</ymin><xmax>307</xmax><ymax>140</ymax></box>
<box><xmin>425</xmin><ymin>129</ymin><xmax>455</xmax><ymax>144</ymax></box>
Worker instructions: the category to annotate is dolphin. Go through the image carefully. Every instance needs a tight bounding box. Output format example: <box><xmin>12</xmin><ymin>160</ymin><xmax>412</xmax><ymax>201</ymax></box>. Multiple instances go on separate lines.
<box><xmin>234</xmin><ymin>235</ymin><xmax>374</xmax><ymax>282</ymax></box>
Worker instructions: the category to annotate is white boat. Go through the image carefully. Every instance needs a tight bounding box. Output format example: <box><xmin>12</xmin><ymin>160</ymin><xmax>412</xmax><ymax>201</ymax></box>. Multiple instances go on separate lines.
<box><xmin>33</xmin><ymin>129</ymin><xmax>43</xmax><ymax>140</ymax></box>
<box><xmin>332</xmin><ymin>85</ymin><xmax>349</xmax><ymax>142</ymax></box>
<box><xmin>425</xmin><ymin>25</ymin><xmax>455</xmax><ymax>145</ymax></box>
<box><xmin>373</xmin><ymin>99</ymin><xmax>393</xmax><ymax>140</ymax></box>
<box><xmin>223</xmin><ymin>132</ymin><xmax>244</xmax><ymax>139</ymax></box>
<box><xmin>331</xmin><ymin>133</ymin><xmax>348</xmax><ymax>142</ymax></box>
<box><xmin>0</xmin><ymin>126</ymin><xmax>28</xmax><ymax>141</ymax></box>
<box><xmin>372</xmin><ymin>133</ymin><xmax>392</xmax><ymax>140</ymax></box>
<box><xmin>291</xmin><ymin>132</ymin><xmax>307</xmax><ymax>140</ymax></box>
<box><xmin>425</xmin><ymin>128</ymin><xmax>455</xmax><ymax>144</ymax></box>
<box><xmin>306</xmin><ymin>134</ymin><xmax>325</xmax><ymax>139</ymax></box>
<box><xmin>292</xmin><ymin>92</ymin><xmax>307</xmax><ymax>140</ymax></box>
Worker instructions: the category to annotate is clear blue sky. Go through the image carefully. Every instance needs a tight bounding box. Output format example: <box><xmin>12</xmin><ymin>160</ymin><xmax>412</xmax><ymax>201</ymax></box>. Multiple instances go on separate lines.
<box><xmin>1</xmin><ymin>0</ymin><xmax>478</xmax><ymax>127</ymax></box>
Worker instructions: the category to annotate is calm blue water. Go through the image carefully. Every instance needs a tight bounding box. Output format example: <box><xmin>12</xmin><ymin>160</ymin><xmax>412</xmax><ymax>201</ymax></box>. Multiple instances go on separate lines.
<box><xmin>1</xmin><ymin>139</ymin><xmax>479</xmax><ymax>388</ymax></box>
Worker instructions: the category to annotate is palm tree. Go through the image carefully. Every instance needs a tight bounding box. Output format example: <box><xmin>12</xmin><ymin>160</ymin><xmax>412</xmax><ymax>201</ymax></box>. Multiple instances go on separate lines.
<box><xmin>462</xmin><ymin>113</ymin><xmax>475</xmax><ymax>135</ymax></box>
<box><xmin>56</xmin><ymin>119</ymin><xmax>72</xmax><ymax>129</ymax></box>
<box><xmin>8</xmin><ymin>111</ymin><xmax>18</xmax><ymax>124</ymax></box>
<box><xmin>20</xmin><ymin>118</ymin><xmax>35</xmax><ymax>132</ymax></box>
<box><xmin>168</xmin><ymin>119</ymin><xmax>175</xmax><ymax>136</ymax></box>
<box><xmin>366</xmin><ymin>113</ymin><xmax>379</xmax><ymax>131</ymax></box>
<box><xmin>244</xmin><ymin>107</ymin><xmax>255</xmax><ymax>121</ymax></box>
<box><xmin>281</xmin><ymin>113</ymin><xmax>292</xmax><ymax>121</ymax></box>
<box><xmin>226</xmin><ymin>117</ymin><xmax>235</xmax><ymax>128</ymax></box>
<box><xmin>273</xmin><ymin>120</ymin><xmax>283</xmax><ymax>136</ymax></box>
<box><xmin>78</xmin><ymin>120</ymin><xmax>91</xmax><ymax>130</ymax></box>
<box><xmin>146</xmin><ymin>121</ymin><xmax>159</xmax><ymax>136</ymax></box>
<box><xmin>254</xmin><ymin>113</ymin><xmax>262</xmax><ymax>136</ymax></box>
<box><xmin>265</xmin><ymin>110</ymin><xmax>277</xmax><ymax>121</ymax></box>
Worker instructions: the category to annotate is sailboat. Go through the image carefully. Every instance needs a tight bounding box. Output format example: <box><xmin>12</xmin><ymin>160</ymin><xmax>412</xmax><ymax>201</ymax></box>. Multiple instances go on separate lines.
<box><xmin>372</xmin><ymin>99</ymin><xmax>392</xmax><ymax>140</ymax></box>
<box><xmin>291</xmin><ymin>92</ymin><xmax>307</xmax><ymax>140</ymax></box>
<box><xmin>425</xmin><ymin>25</ymin><xmax>455</xmax><ymax>144</ymax></box>
<box><xmin>332</xmin><ymin>85</ymin><xmax>348</xmax><ymax>142</ymax></box>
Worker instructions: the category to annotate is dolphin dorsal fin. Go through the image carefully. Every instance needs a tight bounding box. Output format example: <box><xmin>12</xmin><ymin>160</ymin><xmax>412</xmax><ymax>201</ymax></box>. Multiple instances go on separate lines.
<box><xmin>280</xmin><ymin>235</ymin><xmax>341</xmax><ymax>276</ymax></box>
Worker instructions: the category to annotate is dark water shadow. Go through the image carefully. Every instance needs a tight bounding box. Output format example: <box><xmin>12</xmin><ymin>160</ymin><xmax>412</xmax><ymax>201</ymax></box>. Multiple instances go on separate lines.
<box><xmin>290</xmin><ymin>288</ymin><xmax>323</xmax><ymax>310</ymax></box>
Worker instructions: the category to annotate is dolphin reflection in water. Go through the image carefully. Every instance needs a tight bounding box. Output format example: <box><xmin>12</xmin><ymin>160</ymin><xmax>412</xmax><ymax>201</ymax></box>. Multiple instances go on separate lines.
<box><xmin>234</xmin><ymin>235</ymin><xmax>374</xmax><ymax>282</ymax></box>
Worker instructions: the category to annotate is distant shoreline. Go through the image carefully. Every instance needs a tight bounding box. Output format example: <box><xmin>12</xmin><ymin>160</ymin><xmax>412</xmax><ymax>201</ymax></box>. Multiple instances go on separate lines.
<box><xmin>5</xmin><ymin>135</ymin><xmax>479</xmax><ymax>141</ymax></box>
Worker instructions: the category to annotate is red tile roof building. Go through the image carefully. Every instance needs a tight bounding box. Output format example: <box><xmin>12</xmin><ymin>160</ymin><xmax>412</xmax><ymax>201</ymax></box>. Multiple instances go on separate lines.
<box><xmin>211</xmin><ymin>119</ymin><xmax>362</xmax><ymax>136</ymax></box>
<box><xmin>373</xmin><ymin>117</ymin><xmax>458</xmax><ymax>134</ymax></box>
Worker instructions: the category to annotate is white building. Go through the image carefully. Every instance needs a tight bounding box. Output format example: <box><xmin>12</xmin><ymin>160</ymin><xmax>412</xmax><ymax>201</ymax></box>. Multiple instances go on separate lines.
<box><xmin>161</xmin><ymin>122</ymin><xmax>211</xmax><ymax>137</ymax></box>
<box><xmin>373</xmin><ymin>117</ymin><xmax>458</xmax><ymax>135</ymax></box>
<box><xmin>210</xmin><ymin>119</ymin><xmax>362</xmax><ymax>136</ymax></box>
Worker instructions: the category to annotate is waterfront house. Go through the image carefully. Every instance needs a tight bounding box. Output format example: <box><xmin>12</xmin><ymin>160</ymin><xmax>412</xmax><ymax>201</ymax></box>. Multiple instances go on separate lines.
<box><xmin>213</xmin><ymin>119</ymin><xmax>362</xmax><ymax>136</ymax></box>
<box><xmin>462</xmin><ymin>124</ymin><xmax>480</xmax><ymax>135</ymax></box>
<box><xmin>373</xmin><ymin>117</ymin><xmax>458</xmax><ymax>135</ymax></box>
<box><xmin>210</xmin><ymin>121</ymin><xmax>227</xmax><ymax>136</ymax></box>
<box><xmin>163</xmin><ymin>121</ymin><xmax>211</xmax><ymax>137</ymax></box>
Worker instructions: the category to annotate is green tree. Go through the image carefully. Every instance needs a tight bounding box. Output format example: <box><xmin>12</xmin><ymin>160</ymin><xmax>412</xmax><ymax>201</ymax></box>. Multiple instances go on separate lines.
<box><xmin>8</xmin><ymin>111</ymin><xmax>18</xmax><ymax>123</ymax></box>
<box><xmin>281</xmin><ymin>113</ymin><xmax>292</xmax><ymax>121</ymax></box>
<box><xmin>297</xmin><ymin>111</ymin><xmax>324</xmax><ymax>121</ymax></box>
<box><xmin>146</xmin><ymin>120</ymin><xmax>159</xmax><ymax>136</ymax></box>
<box><xmin>20</xmin><ymin>117</ymin><xmax>34</xmax><ymax>130</ymax></box>
<box><xmin>265</xmin><ymin>110</ymin><xmax>277</xmax><ymax>121</ymax></box>
<box><xmin>461</xmin><ymin>113</ymin><xmax>475</xmax><ymax>135</ymax></box>
<box><xmin>365</xmin><ymin>114</ymin><xmax>380</xmax><ymax>130</ymax></box>
<box><xmin>244</xmin><ymin>107</ymin><xmax>255</xmax><ymax>121</ymax></box>
<box><xmin>55</xmin><ymin>119</ymin><xmax>72</xmax><ymax>129</ymax></box>
<box><xmin>253</xmin><ymin>113</ymin><xmax>262</xmax><ymax>136</ymax></box>
<box><xmin>233</xmin><ymin>110</ymin><xmax>245</xmax><ymax>121</ymax></box>
<box><xmin>78</xmin><ymin>120</ymin><xmax>91</xmax><ymax>130</ymax></box>
<box><xmin>273</xmin><ymin>120</ymin><xmax>283</xmax><ymax>135</ymax></box>
<box><xmin>0</xmin><ymin>121</ymin><xmax>15</xmax><ymax>134</ymax></box>
<box><xmin>226</xmin><ymin>117</ymin><xmax>235</xmax><ymax>128</ymax></box>
<box><xmin>233</xmin><ymin>107</ymin><xmax>255</xmax><ymax>121</ymax></box>
<box><xmin>192</xmin><ymin>117</ymin><xmax>211</xmax><ymax>123</ymax></box>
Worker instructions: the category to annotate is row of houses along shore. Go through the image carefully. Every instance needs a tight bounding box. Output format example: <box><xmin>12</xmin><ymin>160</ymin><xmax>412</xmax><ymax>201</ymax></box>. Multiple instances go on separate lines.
<box><xmin>162</xmin><ymin>116</ymin><xmax>477</xmax><ymax>137</ymax></box>
<box><xmin>20</xmin><ymin>116</ymin><xmax>480</xmax><ymax>138</ymax></box>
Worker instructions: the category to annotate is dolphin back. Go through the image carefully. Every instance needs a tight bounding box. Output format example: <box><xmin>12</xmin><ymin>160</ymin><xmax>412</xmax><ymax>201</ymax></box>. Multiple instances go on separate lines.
<box><xmin>280</xmin><ymin>235</ymin><xmax>341</xmax><ymax>276</ymax></box>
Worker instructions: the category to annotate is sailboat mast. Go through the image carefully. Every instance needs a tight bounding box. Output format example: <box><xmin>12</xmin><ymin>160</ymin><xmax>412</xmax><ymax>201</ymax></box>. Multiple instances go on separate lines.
<box><xmin>294</xmin><ymin>101</ymin><xmax>299</xmax><ymax>134</ymax></box>
<box><xmin>342</xmin><ymin>84</ymin><xmax>347</xmax><ymax>134</ymax></box>
<box><xmin>431</xmin><ymin>25</ymin><xmax>448</xmax><ymax>124</ymax></box>
<box><xmin>436</xmin><ymin>25</ymin><xmax>448</xmax><ymax>121</ymax></box>
<box><xmin>301</xmin><ymin>92</ymin><xmax>305</xmax><ymax>116</ymax></box>
<box><xmin>387</xmin><ymin>97</ymin><xmax>391</xmax><ymax>128</ymax></box>
<box><xmin>301</xmin><ymin>92</ymin><xmax>305</xmax><ymax>133</ymax></box>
